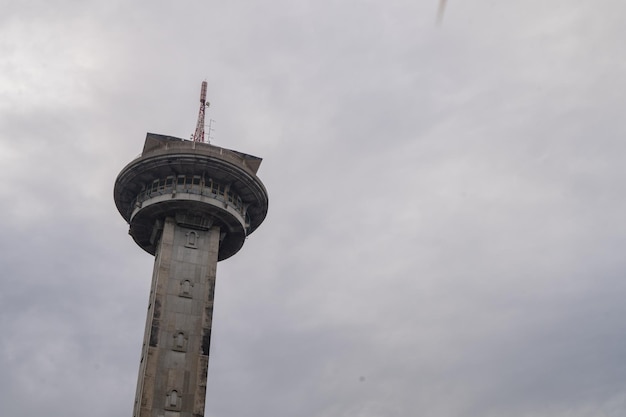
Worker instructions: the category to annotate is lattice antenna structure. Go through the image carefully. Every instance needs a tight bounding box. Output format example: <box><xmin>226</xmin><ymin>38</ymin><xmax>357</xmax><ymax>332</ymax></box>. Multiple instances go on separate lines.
<box><xmin>192</xmin><ymin>81</ymin><xmax>210</xmax><ymax>142</ymax></box>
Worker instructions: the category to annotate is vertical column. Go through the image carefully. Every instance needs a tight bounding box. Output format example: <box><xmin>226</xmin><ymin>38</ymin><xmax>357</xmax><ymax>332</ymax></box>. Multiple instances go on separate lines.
<box><xmin>133</xmin><ymin>217</ymin><xmax>220</xmax><ymax>417</ymax></box>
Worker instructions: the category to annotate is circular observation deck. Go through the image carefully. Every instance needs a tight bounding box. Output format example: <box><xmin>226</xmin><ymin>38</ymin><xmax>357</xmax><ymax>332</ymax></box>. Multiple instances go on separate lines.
<box><xmin>114</xmin><ymin>133</ymin><xmax>269</xmax><ymax>261</ymax></box>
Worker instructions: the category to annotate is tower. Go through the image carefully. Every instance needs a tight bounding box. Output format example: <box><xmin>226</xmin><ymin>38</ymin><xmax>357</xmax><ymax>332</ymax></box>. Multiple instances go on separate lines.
<box><xmin>113</xmin><ymin>84</ymin><xmax>269</xmax><ymax>417</ymax></box>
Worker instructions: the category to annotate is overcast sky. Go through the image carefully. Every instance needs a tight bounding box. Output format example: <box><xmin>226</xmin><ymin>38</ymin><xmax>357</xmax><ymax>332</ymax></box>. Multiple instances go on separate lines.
<box><xmin>2</xmin><ymin>1</ymin><xmax>626</xmax><ymax>416</ymax></box>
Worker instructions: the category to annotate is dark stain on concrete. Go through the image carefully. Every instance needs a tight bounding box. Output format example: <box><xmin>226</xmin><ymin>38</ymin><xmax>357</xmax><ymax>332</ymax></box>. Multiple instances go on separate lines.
<box><xmin>201</xmin><ymin>328</ymin><xmax>211</xmax><ymax>355</ymax></box>
<box><xmin>149</xmin><ymin>298</ymin><xmax>161</xmax><ymax>347</ymax></box>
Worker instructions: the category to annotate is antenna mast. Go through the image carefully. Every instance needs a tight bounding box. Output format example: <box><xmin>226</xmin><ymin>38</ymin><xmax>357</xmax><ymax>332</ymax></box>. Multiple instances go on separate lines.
<box><xmin>192</xmin><ymin>81</ymin><xmax>209</xmax><ymax>143</ymax></box>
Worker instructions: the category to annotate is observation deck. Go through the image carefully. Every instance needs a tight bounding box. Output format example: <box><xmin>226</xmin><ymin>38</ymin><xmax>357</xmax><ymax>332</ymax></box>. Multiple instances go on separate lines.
<box><xmin>114</xmin><ymin>133</ymin><xmax>269</xmax><ymax>261</ymax></box>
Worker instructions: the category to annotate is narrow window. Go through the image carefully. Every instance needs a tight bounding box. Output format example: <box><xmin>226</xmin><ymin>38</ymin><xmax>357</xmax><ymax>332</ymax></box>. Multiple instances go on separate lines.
<box><xmin>185</xmin><ymin>231</ymin><xmax>198</xmax><ymax>248</ymax></box>
<box><xmin>166</xmin><ymin>390</ymin><xmax>180</xmax><ymax>409</ymax></box>
<box><xmin>180</xmin><ymin>280</ymin><xmax>193</xmax><ymax>297</ymax></box>
<box><xmin>165</xmin><ymin>176</ymin><xmax>174</xmax><ymax>190</ymax></box>
<box><xmin>173</xmin><ymin>332</ymin><xmax>187</xmax><ymax>351</ymax></box>
<box><xmin>192</xmin><ymin>175</ymin><xmax>201</xmax><ymax>193</ymax></box>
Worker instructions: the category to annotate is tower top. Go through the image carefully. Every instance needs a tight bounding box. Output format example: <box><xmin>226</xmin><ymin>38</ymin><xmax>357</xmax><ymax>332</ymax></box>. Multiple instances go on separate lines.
<box><xmin>192</xmin><ymin>81</ymin><xmax>209</xmax><ymax>143</ymax></box>
<box><xmin>114</xmin><ymin>133</ymin><xmax>268</xmax><ymax>260</ymax></box>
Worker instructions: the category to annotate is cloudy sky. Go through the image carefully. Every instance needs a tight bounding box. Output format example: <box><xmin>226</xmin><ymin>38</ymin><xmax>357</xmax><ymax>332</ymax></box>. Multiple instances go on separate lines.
<box><xmin>2</xmin><ymin>0</ymin><xmax>626</xmax><ymax>416</ymax></box>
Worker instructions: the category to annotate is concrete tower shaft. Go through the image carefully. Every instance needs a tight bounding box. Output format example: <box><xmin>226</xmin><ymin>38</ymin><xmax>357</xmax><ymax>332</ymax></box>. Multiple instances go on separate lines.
<box><xmin>114</xmin><ymin>132</ymin><xmax>268</xmax><ymax>417</ymax></box>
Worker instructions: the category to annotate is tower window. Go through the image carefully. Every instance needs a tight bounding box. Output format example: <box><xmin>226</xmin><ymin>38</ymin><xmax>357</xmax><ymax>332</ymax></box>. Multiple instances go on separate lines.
<box><xmin>164</xmin><ymin>176</ymin><xmax>174</xmax><ymax>190</ymax></box>
<box><xmin>185</xmin><ymin>231</ymin><xmax>198</xmax><ymax>248</ymax></box>
<box><xmin>173</xmin><ymin>331</ymin><xmax>187</xmax><ymax>351</ymax></box>
<box><xmin>179</xmin><ymin>280</ymin><xmax>193</xmax><ymax>298</ymax></box>
<box><xmin>151</xmin><ymin>179</ymin><xmax>160</xmax><ymax>194</ymax></box>
<box><xmin>165</xmin><ymin>390</ymin><xmax>181</xmax><ymax>410</ymax></box>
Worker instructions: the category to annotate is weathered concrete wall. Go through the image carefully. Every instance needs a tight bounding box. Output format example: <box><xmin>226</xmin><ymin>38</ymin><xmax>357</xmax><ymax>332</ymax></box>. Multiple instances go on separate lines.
<box><xmin>133</xmin><ymin>217</ymin><xmax>219</xmax><ymax>417</ymax></box>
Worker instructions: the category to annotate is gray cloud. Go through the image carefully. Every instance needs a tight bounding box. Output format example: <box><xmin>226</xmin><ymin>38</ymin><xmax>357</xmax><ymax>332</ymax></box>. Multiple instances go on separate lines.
<box><xmin>2</xmin><ymin>1</ymin><xmax>626</xmax><ymax>416</ymax></box>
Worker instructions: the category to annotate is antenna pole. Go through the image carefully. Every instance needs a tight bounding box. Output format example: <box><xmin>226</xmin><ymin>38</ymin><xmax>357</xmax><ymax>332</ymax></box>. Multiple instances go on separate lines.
<box><xmin>192</xmin><ymin>81</ymin><xmax>208</xmax><ymax>142</ymax></box>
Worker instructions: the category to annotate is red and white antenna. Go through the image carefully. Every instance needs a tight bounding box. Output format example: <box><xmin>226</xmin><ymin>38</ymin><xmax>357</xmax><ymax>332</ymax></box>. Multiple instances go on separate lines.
<box><xmin>192</xmin><ymin>81</ymin><xmax>210</xmax><ymax>143</ymax></box>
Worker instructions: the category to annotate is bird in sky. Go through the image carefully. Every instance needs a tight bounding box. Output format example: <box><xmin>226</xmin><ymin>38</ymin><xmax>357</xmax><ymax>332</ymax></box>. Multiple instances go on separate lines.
<box><xmin>437</xmin><ymin>0</ymin><xmax>447</xmax><ymax>25</ymax></box>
